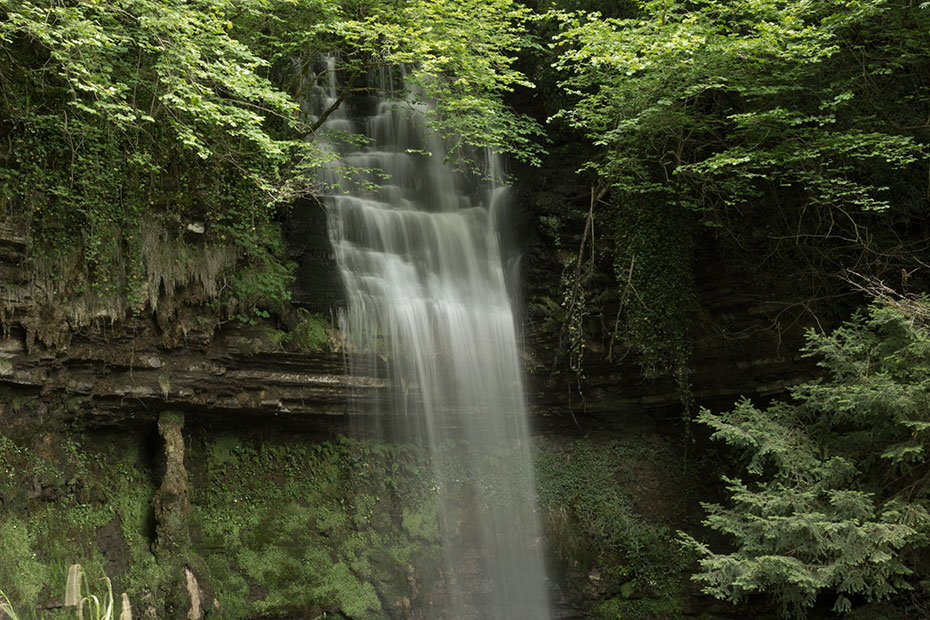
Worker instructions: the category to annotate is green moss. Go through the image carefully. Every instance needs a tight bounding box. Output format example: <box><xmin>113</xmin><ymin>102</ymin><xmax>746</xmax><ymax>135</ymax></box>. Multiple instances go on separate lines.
<box><xmin>536</xmin><ymin>438</ymin><xmax>693</xmax><ymax>606</ymax></box>
<box><xmin>316</xmin><ymin>502</ymin><xmax>350</xmax><ymax>533</ymax></box>
<box><xmin>2</xmin><ymin>423</ymin><xmax>704</xmax><ymax>620</ymax></box>
<box><xmin>287</xmin><ymin>308</ymin><xmax>332</xmax><ymax>352</ymax></box>
<box><xmin>0</xmin><ymin>518</ymin><xmax>47</xmax><ymax>611</ymax></box>
<box><xmin>0</xmin><ymin>422</ymin><xmax>432</xmax><ymax>619</ymax></box>
<box><xmin>0</xmin><ymin>427</ymin><xmax>160</xmax><ymax>619</ymax></box>
<box><xmin>316</xmin><ymin>562</ymin><xmax>381</xmax><ymax>620</ymax></box>
<box><xmin>205</xmin><ymin>434</ymin><xmax>241</xmax><ymax>467</ymax></box>
<box><xmin>401</xmin><ymin>495</ymin><xmax>440</xmax><ymax>542</ymax></box>
<box><xmin>190</xmin><ymin>435</ymin><xmax>440</xmax><ymax>619</ymax></box>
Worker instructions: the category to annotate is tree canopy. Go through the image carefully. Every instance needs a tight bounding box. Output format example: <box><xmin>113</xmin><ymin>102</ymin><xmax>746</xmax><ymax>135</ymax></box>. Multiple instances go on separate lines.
<box><xmin>533</xmin><ymin>0</ymin><xmax>930</xmax><ymax>381</ymax></box>
<box><xmin>534</xmin><ymin>3</ymin><xmax>930</xmax><ymax>612</ymax></box>
<box><xmin>0</xmin><ymin>0</ymin><xmax>539</xmax><ymax>323</ymax></box>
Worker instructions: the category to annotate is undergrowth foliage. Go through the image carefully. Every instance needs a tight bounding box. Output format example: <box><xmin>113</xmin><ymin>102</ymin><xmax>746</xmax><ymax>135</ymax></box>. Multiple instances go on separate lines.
<box><xmin>682</xmin><ymin>301</ymin><xmax>930</xmax><ymax>618</ymax></box>
<box><xmin>0</xmin><ymin>426</ymin><xmax>158</xmax><ymax>620</ymax></box>
<box><xmin>536</xmin><ymin>440</ymin><xmax>690</xmax><ymax>595</ymax></box>
<box><xmin>193</xmin><ymin>435</ymin><xmax>441</xmax><ymax>619</ymax></box>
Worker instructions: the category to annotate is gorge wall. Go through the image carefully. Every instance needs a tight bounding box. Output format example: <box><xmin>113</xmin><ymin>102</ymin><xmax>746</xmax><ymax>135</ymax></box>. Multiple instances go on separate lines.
<box><xmin>0</xmin><ymin>162</ymin><xmax>817</xmax><ymax>619</ymax></box>
<box><xmin>0</xmin><ymin>202</ymin><xmax>813</xmax><ymax>433</ymax></box>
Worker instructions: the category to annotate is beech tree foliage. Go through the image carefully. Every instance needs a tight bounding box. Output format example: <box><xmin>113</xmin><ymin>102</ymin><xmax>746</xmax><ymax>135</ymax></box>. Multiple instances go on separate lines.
<box><xmin>549</xmin><ymin>0</ymin><xmax>926</xmax><ymax>213</ymax></box>
<box><xmin>329</xmin><ymin>0</ymin><xmax>542</xmax><ymax>163</ymax></box>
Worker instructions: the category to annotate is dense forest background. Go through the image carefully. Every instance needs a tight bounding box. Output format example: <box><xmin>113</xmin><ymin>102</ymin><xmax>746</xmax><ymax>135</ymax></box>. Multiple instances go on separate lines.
<box><xmin>1</xmin><ymin>0</ymin><xmax>930</xmax><ymax>618</ymax></box>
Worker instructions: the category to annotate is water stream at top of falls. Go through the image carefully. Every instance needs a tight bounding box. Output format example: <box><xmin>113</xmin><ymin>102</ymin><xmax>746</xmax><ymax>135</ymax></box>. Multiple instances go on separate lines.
<box><xmin>310</xmin><ymin>59</ymin><xmax>551</xmax><ymax>619</ymax></box>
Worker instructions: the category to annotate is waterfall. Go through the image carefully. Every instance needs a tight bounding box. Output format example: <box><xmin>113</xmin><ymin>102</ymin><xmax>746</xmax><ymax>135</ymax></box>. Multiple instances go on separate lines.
<box><xmin>313</xmin><ymin>60</ymin><xmax>551</xmax><ymax>619</ymax></box>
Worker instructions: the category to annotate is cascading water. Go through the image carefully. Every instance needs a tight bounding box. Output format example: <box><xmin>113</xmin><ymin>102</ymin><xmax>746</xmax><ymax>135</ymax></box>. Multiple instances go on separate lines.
<box><xmin>310</xmin><ymin>59</ymin><xmax>551</xmax><ymax>619</ymax></box>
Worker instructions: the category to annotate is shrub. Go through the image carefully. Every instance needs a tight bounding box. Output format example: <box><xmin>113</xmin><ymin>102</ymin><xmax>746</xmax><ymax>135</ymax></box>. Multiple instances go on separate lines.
<box><xmin>683</xmin><ymin>301</ymin><xmax>930</xmax><ymax>618</ymax></box>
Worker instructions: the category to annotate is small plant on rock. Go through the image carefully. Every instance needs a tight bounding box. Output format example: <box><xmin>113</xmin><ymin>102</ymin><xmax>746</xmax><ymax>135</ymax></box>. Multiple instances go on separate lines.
<box><xmin>64</xmin><ymin>564</ymin><xmax>132</xmax><ymax>620</ymax></box>
<box><xmin>0</xmin><ymin>589</ymin><xmax>22</xmax><ymax>620</ymax></box>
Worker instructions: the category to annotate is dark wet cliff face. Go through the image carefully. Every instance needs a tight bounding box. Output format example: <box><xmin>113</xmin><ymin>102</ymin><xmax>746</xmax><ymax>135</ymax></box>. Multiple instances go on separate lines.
<box><xmin>0</xmin><ymin>135</ymin><xmax>819</xmax><ymax>620</ymax></box>
<box><xmin>509</xmin><ymin>144</ymin><xmax>816</xmax><ymax>432</ymax></box>
<box><xmin>0</xmin><ymin>156</ymin><xmax>816</xmax><ymax>434</ymax></box>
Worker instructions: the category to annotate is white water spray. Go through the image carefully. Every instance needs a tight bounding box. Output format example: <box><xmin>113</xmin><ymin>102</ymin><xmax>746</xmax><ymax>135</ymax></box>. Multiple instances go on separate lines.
<box><xmin>312</xmin><ymin>60</ymin><xmax>551</xmax><ymax>619</ymax></box>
